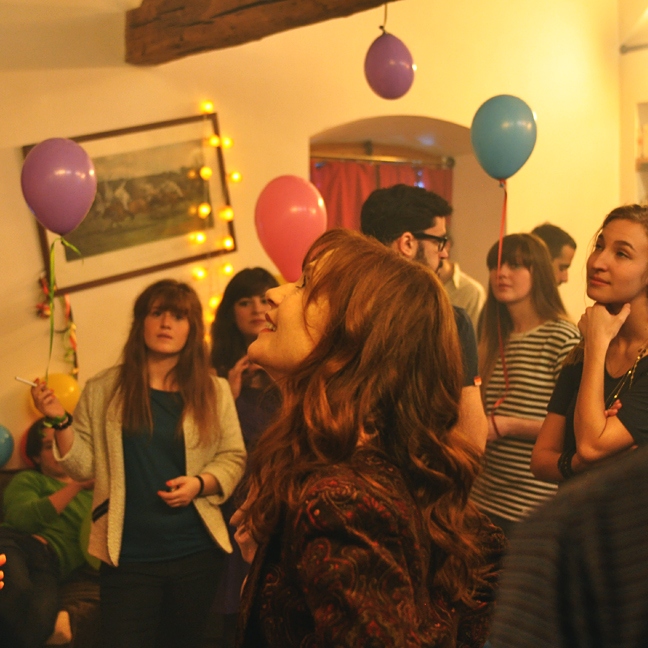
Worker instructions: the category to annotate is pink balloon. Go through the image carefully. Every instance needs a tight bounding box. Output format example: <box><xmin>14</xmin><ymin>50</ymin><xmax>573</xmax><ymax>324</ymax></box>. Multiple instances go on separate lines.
<box><xmin>21</xmin><ymin>138</ymin><xmax>97</xmax><ymax>235</ymax></box>
<box><xmin>364</xmin><ymin>30</ymin><xmax>415</xmax><ymax>100</ymax></box>
<box><xmin>255</xmin><ymin>176</ymin><xmax>327</xmax><ymax>282</ymax></box>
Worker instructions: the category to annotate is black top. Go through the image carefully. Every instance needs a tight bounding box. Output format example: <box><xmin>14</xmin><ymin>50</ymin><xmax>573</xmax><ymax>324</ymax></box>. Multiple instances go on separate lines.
<box><xmin>120</xmin><ymin>389</ymin><xmax>213</xmax><ymax>562</ymax></box>
<box><xmin>548</xmin><ymin>354</ymin><xmax>648</xmax><ymax>453</ymax></box>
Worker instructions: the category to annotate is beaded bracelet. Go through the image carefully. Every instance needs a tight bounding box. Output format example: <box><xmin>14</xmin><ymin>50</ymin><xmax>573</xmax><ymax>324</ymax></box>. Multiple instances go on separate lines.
<box><xmin>557</xmin><ymin>449</ymin><xmax>576</xmax><ymax>480</ymax></box>
<box><xmin>43</xmin><ymin>412</ymin><xmax>72</xmax><ymax>430</ymax></box>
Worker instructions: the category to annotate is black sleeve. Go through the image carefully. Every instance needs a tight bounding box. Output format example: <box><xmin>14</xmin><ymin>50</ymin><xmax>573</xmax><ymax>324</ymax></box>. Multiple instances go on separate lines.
<box><xmin>547</xmin><ymin>362</ymin><xmax>582</xmax><ymax>416</ymax></box>
<box><xmin>615</xmin><ymin>369</ymin><xmax>648</xmax><ymax>446</ymax></box>
<box><xmin>454</xmin><ymin>306</ymin><xmax>479</xmax><ymax>387</ymax></box>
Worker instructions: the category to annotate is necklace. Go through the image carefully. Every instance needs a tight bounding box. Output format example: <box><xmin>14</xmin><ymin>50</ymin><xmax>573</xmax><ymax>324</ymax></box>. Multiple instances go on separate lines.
<box><xmin>605</xmin><ymin>341</ymin><xmax>648</xmax><ymax>408</ymax></box>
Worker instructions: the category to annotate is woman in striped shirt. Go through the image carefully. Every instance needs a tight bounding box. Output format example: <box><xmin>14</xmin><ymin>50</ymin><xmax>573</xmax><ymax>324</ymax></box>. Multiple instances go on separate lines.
<box><xmin>470</xmin><ymin>233</ymin><xmax>580</xmax><ymax>537</ymax></box>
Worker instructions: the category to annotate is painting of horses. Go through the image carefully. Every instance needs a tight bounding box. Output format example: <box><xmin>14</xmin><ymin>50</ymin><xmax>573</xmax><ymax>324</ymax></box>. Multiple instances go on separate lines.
<box><xmin>64</xmin><ymin>140</ymin><xmax>213</xmax><ymax>259</ymax></box>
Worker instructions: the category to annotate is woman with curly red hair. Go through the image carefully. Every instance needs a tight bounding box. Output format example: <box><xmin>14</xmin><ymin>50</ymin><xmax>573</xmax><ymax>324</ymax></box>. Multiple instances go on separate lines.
<box><xmin>233</xmin><ymin>229</ymin><xmax>504</xmax><ymax>648</ymax></box>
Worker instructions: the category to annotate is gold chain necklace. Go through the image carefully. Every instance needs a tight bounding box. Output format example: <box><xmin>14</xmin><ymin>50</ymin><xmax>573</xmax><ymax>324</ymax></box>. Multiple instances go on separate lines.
<box><xmin>605</xmin><ymin>341</ymin><xmax>648</xmax><ymax>408</ymax></box>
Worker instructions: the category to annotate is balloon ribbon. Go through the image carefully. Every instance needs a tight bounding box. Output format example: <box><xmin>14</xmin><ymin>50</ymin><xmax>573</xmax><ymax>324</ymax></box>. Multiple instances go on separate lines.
<box><xmin>493</xmin><ymin>180</ymin><xmax>510</xmax><ymax>413</ymax></box>
<box><xmin>45</xmin><ymin>237</ymin><xmax>80</xmax><ymax>382</ymax></box>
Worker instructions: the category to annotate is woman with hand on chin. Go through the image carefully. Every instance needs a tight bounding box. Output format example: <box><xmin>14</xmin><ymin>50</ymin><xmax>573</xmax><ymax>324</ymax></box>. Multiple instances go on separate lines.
<box><xmin>31</xmin><ymin>279</ymin><xmax>246</xmax><ymax>648</ymax></box>
<box><xmin>211</xmin><ymin>267</ymin><xmax>280</xmax><ymax>448</ymax></box>
<box><xmin>209</xmin><ymin>268</ymin><xmax>279</xmax><ymax>646</ymax></box>
<box><xmin>532</xmin><ymin>205</ymin><xmax>648</xmax><ymax>482</ymax></box>
<box><xmin>470</xmin><ymin>234</ymin><xmax>580</xmax><ymax>538</ymax></box>
<box><xmin>233</xmin><ymin>229</ymin><xmax>505</xmax><ymax>648</ymax></box>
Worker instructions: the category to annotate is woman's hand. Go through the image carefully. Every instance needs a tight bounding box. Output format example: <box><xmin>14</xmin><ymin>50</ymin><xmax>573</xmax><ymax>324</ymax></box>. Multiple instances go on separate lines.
<box><xmin>157</xmin><ymin>476</ymin><xmax>201</xmax><ymax>507</ymax></box>
<box><xmin>227</xmin><ymin>356</ymin><xmax>252</xmax><ymax>400</ymax></box>
<box><xmin>231</xmin><ymin>506</ymin><xmax>258</xmax><ymax>564</ymax></box>
<box><xmin>578</xmin><ymin>302</ymin><xmax>631</xmax><ymax>347</ymax></box>
<box><xmin>0</xmin><ymin>553</ymin><xmax>5</xmax><ymax>590</ymax></box>
<box><xmin>31</xmin><ymin>379</ymin><xmax>66</xmax><ymax>419</ymax></box>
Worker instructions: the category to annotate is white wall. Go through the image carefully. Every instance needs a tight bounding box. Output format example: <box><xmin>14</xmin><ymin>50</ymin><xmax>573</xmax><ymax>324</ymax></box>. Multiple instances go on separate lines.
<box><xmin>0</xmin><ymin>0</ymin><xmax>620</xmax><ymax>466</ymax></box>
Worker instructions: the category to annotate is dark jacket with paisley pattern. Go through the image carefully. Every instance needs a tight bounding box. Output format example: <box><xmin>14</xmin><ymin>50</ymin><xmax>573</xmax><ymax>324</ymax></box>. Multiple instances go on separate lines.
<box><xmin>236</xmin><ymin>451</ymin><xmax>505</xmax><ymax>648</ymax></box>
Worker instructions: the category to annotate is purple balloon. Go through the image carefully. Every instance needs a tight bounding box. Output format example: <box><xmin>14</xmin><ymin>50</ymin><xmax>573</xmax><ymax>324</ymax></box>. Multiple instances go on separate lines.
<box><xmin>21</xmin><ymin>138</ymin><xmax>97</xmax><ymax>235</ymax></box>
<box><xmin>364</xmin><ymin>31</ymin><xmax>415</xmax><ymax>100</ymax></box>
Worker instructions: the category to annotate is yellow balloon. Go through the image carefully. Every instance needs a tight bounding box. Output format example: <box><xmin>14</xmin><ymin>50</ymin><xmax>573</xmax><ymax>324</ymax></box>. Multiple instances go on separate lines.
<box><xmin>27</xmin><ymin>373</ymin><xmax>80</xmax><ymax>416</ymax></box>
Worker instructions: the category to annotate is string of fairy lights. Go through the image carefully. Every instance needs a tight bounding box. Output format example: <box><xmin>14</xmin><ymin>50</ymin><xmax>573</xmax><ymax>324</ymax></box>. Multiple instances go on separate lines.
<box><xmin>192</xmin><ymin>101</ymin><xmax>241</xmax><ymax>342</ymax></box>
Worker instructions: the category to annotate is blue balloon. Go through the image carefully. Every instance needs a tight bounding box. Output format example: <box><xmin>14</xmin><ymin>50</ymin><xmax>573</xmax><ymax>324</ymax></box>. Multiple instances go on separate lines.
<box><xmin>470</xmin><ymin>95</ymin><xmax>537</xmax><ymax>180</ymax></box>
<box><xmin>0</xmin><ymin>425</ymin><xmax>14</xmax><ymax>468</ymax></box>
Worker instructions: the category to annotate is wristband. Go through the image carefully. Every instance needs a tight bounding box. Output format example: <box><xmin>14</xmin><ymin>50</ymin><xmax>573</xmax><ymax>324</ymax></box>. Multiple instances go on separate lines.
<box><xmin>490</xmin><ymin>413</ymin><xmax>502</xmax><ymax>438</ymax></box>
<box><xmin>195</xmin><ymin>475</ymin><xmax>205</xmax><ymax>496</ymax></box>
<box><xmin>557</xmin><ymin>449</ymin><xmax>576</xmax><ymax>480</ymax></box>
<box><xmin>43</xmin><ymin>412</ymin><xmax>72</xmax><ymax>430</ymax></box>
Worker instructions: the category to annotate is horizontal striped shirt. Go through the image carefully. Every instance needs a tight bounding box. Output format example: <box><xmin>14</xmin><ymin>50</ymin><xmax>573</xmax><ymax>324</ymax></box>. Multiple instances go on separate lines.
<box><xmin>471</xmin><ymin>319</ymin><xmax>580</xmax><ymax>522</ymax></box>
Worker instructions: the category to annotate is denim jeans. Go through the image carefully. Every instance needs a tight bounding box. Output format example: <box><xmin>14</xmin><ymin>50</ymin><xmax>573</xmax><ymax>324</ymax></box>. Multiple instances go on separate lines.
<box><xmin>99</xmin><ymin>547</ymin><xmax>225</xmax><ymax>648</ymax></box>
<box><xmin>0</xmin><ymin>527</ymin><xmax>61</xmax><ymax>648</ymax></box>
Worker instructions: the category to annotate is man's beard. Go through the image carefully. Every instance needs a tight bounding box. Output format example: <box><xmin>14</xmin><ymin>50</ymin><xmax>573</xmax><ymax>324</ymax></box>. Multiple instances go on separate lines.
<box><xmin>414</xmin><ymin>243</ymin><xmax>441</xmax><ymax>273</ymax></box>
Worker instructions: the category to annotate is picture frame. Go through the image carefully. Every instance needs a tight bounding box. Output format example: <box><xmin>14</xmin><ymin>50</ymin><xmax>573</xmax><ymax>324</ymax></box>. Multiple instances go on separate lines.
<box><xmin>24</xmin><ymin>113</ymin><xmax>236</xmax><ymax>295</ymax></box>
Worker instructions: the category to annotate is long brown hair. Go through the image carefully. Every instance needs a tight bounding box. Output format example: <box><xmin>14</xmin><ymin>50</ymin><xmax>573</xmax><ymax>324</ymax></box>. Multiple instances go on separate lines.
<box><xmin>245</xmin><ymin>229</ymin><xmax>487</xmax><ymax>605</ymax></box>
<box><xmin>479</xmin><ymin>233</ymin><xmax>568</xmax><ymax>390</ymax></box>
<box><xmin>117</xmin><ymin>279</ymin><xmax>216</xmax><ymax>444</ymax></box>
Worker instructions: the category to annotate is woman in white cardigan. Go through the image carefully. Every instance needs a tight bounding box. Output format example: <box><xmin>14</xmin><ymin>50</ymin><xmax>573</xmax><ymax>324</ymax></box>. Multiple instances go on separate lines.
<box><xmin>32</xmin><ymin>279</ymin><xmax>246</xmax><ymax>648</ymax></box>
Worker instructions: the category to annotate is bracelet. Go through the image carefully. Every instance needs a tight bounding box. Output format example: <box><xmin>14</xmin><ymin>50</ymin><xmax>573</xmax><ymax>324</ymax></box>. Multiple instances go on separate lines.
<box><xmin>557</xmin><ymin>449</ymin><xmax>576</xmax><ymax>480</ymax></box>
<box><xmin>43</xmin><ymin>412</ymin><xmax>73</xmax><ymax>430</ymax></box>
<box><xmin>195</xmin><ymin>475</ymin><xmax>205</xmax><ymax>496</ymax></box>
<box><xmin>490</xmin><ymin>413</ymin><xmax>502</xmax><ymax>438</ymax></box>
<box><xmin>42</xmin><ymin>412</ymin><xmax>67</xmax><ymax>427</ymax></box>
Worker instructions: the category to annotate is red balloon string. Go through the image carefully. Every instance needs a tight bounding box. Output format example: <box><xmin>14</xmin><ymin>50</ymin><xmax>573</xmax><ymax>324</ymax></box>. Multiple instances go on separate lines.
<box><xmin>493</xmin><ymin>180</ymin><xmax>509</xmax><ymax>412</ymax></box>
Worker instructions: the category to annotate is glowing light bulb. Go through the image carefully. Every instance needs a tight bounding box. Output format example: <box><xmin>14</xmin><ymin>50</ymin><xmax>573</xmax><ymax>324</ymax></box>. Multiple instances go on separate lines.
<box><xmin>192</xmin><ymin>267</ymin><xmax>207</xmax><ymax>280</ymax></box>
<box><xmin>200</xmin><ymin>101</ymin><xmax>214</xmax><ymax>114</ymax></box>
<box><xmin>199</xmin><ymin>166</ymin><xmax>213</xmax><ymax>181</ymax></box>
<box><xmin>221</xmin><ymin>136</ymin><xmax>233</xmax><ymax>149</ymax></box>
<box><xmin>209</xmin><ymin>295</ymin><xmax>222</xmax><ymax>310</ymax></box>
<box><xmin>219</xmin><ymin>206</ymin><xmax>234</xmax><ymax>221</ymax></box>
<box><xmin>208</xmin><ymin>135</ymin><xmax>220</xmax><ymax>147</ymax></box>
<box><xmin>187</xmin><ymin>169</ymin><xmax>197</xmax><ymax>179</ymax></box>
<box><xmin>228</xmin><ymin>171</ymin><xmax>242</xmax><ymax>183</ymax></box>
<box><xmin>223</xmin><ymin>263</ymin><xmax>234</xmax><ymax>275</ymax></box>
<box><xmin>204</xmin><ymin>311</ymin><xmax>215</xmax><ymax>325</ymax></box>
<box><xmin>198</xmin><ymin>203</ymin><xmax>212</xmax><ymax>218</ymax></box>
<box><xmin>222</xmin><ymin>237</ymin><xmax>234</xmax><ymax>249</ymax></box>
<box><xmin>188</xmin><ymin>232</ymin><xmax>206</xmax><ymax>244</ymax></box>
<box><xmin>188</xmin><ymin>205</ymin><xmax>198</xmax><ymax>216</ymax></box>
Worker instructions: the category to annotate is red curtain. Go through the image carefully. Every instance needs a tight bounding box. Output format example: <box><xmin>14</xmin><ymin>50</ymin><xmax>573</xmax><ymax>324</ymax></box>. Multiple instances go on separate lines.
<box><xmin>310</xmin><ymin>160</ymin><xmax>452</xmax><ymax>231</ymax></box>
<box><xmin>310</xmin><ymin>160</ymin><xmax>376</xmax><ymax>230</ymax></box>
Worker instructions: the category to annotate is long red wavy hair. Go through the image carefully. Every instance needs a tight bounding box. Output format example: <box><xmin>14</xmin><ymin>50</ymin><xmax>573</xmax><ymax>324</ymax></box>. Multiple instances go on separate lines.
<box><xmin>244</xmin><ymin>229</ymin><xmax>487</xmax><ymax>605</ymax></box>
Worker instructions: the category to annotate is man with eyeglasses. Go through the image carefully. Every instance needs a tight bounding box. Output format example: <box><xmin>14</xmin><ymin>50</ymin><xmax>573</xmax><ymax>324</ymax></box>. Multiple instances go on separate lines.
<box><xmin>361</xmin><ymin>184</ymin><xmax>487</xmax><ymax>452</ymax></box>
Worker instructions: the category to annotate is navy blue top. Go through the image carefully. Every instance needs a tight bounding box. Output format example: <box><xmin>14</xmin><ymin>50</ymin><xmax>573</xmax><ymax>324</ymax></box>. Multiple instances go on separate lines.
<box><xmin>120</xmin><ymin>389</ymin><xmax>213</xmax><ymax>562</ymax></box>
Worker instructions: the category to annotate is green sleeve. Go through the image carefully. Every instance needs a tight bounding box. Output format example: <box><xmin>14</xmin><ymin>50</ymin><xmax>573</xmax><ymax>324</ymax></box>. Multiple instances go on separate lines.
<box><xmin>2</xmin><ymin>471</ymin><xmax>59</xmax><ymax>534</ymax></box>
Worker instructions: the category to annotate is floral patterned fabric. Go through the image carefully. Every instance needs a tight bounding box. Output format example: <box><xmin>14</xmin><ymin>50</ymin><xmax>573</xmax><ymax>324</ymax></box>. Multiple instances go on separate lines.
<box><xmin>236</xmin><ymin>452</ymin><xmax>505</xmax><ymax>648</ymax></box>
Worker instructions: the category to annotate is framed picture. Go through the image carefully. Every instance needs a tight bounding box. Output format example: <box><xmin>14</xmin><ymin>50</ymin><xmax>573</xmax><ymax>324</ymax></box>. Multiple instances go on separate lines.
<box><xmin>24</xmin><ymin>113</ymin><xmax>236</xmax><ymax>294</ymax></box>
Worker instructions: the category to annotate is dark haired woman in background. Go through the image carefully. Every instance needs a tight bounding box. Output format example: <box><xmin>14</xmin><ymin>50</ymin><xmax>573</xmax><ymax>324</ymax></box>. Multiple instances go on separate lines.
<box><xmin>209</xmin><ymin>267</ymin><xmax>280</xmax><ymax>645</ymax></box>
<box><xmin>234</xmin><ymin>229</ymin><xmax>504</xmax><ymax>648</ymax></box>
<box><xmin>532</xmin><ymin>205</ymin><xmax>648</xmax><ymax>481</ymax></box>
<box><xmin>470</xmin><ymin>234</ymin><xmax>580</xmax><ymax>538</ymax></box>
<box><xmin>32</xmin><ymin>279</ymin><xmax>246</xmax><ymax>648</ymax></box>
<box><xmin>211</xmin><ymin>267</ymin><xmax>280</xmax><ymax>445</ymax></box>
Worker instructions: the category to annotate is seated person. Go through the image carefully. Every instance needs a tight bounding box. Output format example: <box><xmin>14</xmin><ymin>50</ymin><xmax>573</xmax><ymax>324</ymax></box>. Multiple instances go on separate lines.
<box><xmin>0</xmin><ymin>418</ymin><xmax>93</xmax><ymax>648</ymax></box>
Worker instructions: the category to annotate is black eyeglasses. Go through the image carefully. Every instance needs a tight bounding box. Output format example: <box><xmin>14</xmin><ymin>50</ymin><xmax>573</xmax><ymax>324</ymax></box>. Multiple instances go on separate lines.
<box><xmin>412</xmin><ymin>232</ymin><xmax>449</xmax><ymax>252</ymax></box>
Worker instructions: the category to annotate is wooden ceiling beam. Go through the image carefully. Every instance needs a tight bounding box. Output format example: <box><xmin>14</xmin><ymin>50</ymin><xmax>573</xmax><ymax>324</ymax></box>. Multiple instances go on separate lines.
<box><xmin>126</xmin><ymin>0</ymin><xmax>403</xmax><ymax>66</ymax></box>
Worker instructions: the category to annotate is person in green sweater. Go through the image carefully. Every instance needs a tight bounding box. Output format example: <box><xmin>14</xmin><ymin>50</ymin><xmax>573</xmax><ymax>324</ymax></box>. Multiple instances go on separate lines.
<box><xmin>0</xmin><ymin>418</ymin><xmax>93</xmax><ymax>648</ymax></box>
